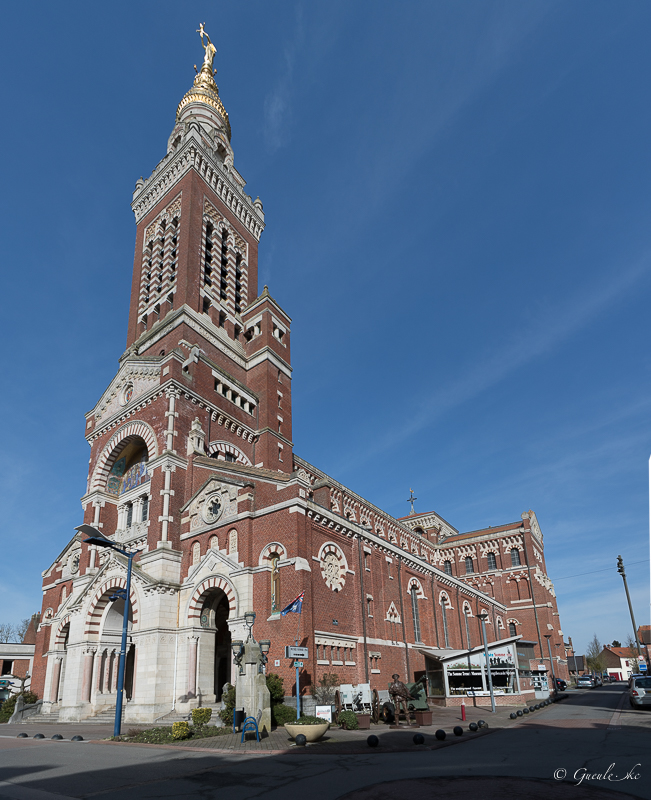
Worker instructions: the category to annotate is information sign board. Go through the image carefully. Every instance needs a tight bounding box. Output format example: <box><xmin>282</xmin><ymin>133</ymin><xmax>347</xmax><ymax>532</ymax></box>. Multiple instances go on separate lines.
<box><xmin>285</xmin><ymin>646</ymin><xmax>309</xmax><ymax>659</ymax></box>
<box><xmin>315</xmin><ymin>705</ymin><xmax>332</xmax><ymax>723</ymax></box>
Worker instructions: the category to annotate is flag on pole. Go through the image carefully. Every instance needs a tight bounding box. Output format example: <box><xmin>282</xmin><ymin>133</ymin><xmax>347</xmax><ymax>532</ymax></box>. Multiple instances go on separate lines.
<box><xmin>281</xmin><ymin>591</ymin><xmax>305</xmax><ymax>616</ymax></box>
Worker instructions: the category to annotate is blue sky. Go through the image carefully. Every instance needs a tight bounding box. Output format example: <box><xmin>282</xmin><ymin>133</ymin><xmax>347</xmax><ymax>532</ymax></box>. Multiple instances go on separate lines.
<box><xmin>1</xmin><ymin>2</ymin><xmax>649</xmax><ymax>654</ymax></box>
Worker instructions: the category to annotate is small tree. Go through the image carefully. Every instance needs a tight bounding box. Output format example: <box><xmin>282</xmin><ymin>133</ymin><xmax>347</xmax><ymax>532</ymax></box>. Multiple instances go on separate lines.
<box><xmin>266</xmin><ymin>673</ymin><xmax>285</xmax><ymax>705</ymax></box>
<box><xmin>0</xmin><ymin>624</ymin><xmax>15</xmax><ymax>644</ymax></box>
<box><xmin>626</xmin><ymin>634</ymin><xmax>641</xmax><ymax>673</ymax></box>
<box><xmin>311</xmin><ymin>673</ymin><xmax>340</xmax><ymax>704</ymax></box>
<box><xmin>586</xmin><ymin>634</ymin><xmax>605</xmax><ymax>674</ymax></box>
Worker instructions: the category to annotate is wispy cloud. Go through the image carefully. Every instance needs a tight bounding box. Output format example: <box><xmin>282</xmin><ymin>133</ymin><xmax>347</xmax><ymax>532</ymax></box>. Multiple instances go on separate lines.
<box><xmin>337</xmin><ymin>250</ymin><xmax>651</xmax><ymax>473</ymax></box>
<box><xmin>263</xmin><ymin>4</ymin><xmax>305</xmax><ymax>152</ymax></box>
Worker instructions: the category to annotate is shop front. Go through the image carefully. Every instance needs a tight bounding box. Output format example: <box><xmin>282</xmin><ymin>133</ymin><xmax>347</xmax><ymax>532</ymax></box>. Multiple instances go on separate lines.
<box><xmin>419</xmin><ymin>635</ymin><xmax>537</xmax><ymax>707</ymax></box>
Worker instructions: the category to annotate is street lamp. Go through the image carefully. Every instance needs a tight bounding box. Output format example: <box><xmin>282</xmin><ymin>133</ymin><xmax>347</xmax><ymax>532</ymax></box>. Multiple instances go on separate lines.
<box><xmin>616</xmin><ymin>555</ymin><xmax>647</xmax><ymax>669</ymax></box>
<box><xmin>477</xmin><ymin>613</ymin><xmax>496</xmax><ymax>713</ymax></box>
<box><xmin>544</xmin><ymin>635</ymin><xmax>557</xmax><ymax>696</ymax></box>
<box><xmin>244</xmin><ymin>611</ymin><xmax>256</xmax><ymax>642</ymax></box>
<box><xmin>75</xmin><ymin>524</ymin><xmax>140</xmax><ymax>738</ymax></box>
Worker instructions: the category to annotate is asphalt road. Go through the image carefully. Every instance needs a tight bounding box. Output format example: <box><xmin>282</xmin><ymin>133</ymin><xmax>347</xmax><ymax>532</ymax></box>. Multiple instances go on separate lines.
<box><xmin>0</xmin><ymin>685</ymin><xmax>648</xmax><ymax>800</ymax></box>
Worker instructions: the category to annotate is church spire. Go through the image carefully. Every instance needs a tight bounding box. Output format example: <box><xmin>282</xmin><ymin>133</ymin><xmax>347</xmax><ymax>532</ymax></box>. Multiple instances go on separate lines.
<box><xmin>175</xmin><ymin>23</ymin><xmax>231</xmax><ymax>141</ymax></box>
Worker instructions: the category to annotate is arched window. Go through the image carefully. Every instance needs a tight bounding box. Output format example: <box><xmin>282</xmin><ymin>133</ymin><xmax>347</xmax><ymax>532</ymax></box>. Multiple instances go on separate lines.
<box><xmin>510</xmin><ymin>548</ymin><xmax>521</xmax><ymax>567</ymax></box>
<box><xmin>509</xmin><ymin>621</ymin><xmax>517</xmax><ymax>637</ymax></box>
<box><xmin>463</xmin><ymin>604</ymin><xmax>472</xmax><ymax>649</ymax></box>
<box><xmin>441</xmin><ymin>596</ymin><xmax>450</xmax><ymax>648</ymax></box>
<box><xmin>465</xmin><ymin>556</ymin><xmax>474</xmax><ymax>574</ymax></box>
<box><xmin>209</xmin><ymin>535</ymin><xmax>218</xmax><ymax>551</ymax></box>
<box><xmin>141</xmin><ymin>495</ymin><xmax>149</xmax><ymax>522</ymax></box>
<box><xmin>270</xmin><ymin>554</ymin><xmax>280</xmax><ymax>613</ymax></box>
<box><xmin>60</xmin><ymin>586</ymin><xmax>67</xmax><ymax>606</ymax></box>
<box><xmin>228</xmin><ymin>529</ymin><xmax>238</xmax><ymax>554</ymax></box>
<box><xmin>487</xmin><ymin>552</ymin><xmax>497</xmax><ymax>570</ymax></box>
<box><xmin>410</xmin><ymin>586</ymin><xmax>422</xmax><ymax>643</ymax></box>
<box><xmin>443</xmin><ymin>560</ymin><xmax>452</xmax><ymax>576</ymax></box>
<box><xmin>192</xmin><ymin>541</ymin><xmax>200</xmax><ymax>566</ymax></box>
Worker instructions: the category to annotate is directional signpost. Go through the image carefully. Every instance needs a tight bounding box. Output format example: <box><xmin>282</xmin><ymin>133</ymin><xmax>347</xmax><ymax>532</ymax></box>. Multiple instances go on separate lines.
<box><xmin>286</xmin><ymin>646</ymin><xmax>308</xmax><ymax>720</ymax></box>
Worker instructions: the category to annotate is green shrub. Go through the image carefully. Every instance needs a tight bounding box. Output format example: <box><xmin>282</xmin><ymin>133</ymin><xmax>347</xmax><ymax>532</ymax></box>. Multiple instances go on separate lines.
<box><xmin>311</xmin><ymin>673</ymin><xmax>340</xmax><ymax>704</ymax></box>
<box><xmin>338</xmin><ymin>710</ymin><xmax>358</xmax><ymax>730</ymax></box>
<box><xmin>0</xmin><ymin>692</ymin><xmax>38</xmax><ymax>724</ymax></box>
<box><xmin>266</xmin><ymin>673</ymin><xmax>285</xmax><ymax>704</ymax></box>
<box><xmin>292</xmin><ymin>715</ymin><xmax>325</xmax><ymax>725</ymax></box>
<box><xmin>191</xmin><ymin>707</ymin><xmax>212</xmax><ymax>726</ymax></box>
<box><xmin>172</xmin><ymin>721</ymin><xmax>190</xmax><ymax>740</ymax></box>
<box><xmin>218</xmin><ymin>684</ymin><xmax>236</xmax><ymax>725</ymax></box>
<box><xmin>272</xmin><ymin>703</ymin><xmax>297</xmax><ymax>725</ymax></box>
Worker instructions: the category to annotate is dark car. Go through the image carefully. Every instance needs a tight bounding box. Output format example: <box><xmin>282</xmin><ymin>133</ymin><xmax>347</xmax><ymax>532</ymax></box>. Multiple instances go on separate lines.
<box><xmin>555</xmin><ymin>678</ymin><xmax>567</xmax><ymax>691</ymax></box>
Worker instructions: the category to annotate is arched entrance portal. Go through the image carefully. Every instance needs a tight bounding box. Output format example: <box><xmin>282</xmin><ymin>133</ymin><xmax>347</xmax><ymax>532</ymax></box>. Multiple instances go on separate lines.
<box><xmin>98</xmin><ymin>598</ymin><xmax>135</xmax><ymax>700</ymax></box>
<box><xmin>198</xmin><ymin>589</ymin><xmax>231</xmax><ymax>702</ymax></box>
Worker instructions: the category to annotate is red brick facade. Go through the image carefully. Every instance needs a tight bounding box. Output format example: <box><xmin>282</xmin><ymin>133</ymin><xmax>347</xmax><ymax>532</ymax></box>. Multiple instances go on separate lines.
<box><xmin>31</xmin><ymin>38</ymin><xmax>566</xmax><ymax>719</ymax></box>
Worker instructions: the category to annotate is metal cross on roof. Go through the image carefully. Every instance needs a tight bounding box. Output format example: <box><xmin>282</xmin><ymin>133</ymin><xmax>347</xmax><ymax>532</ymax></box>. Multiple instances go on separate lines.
<box><xmin>408</xmin><ymin>488</ymin><xmax>417</xmax><ymax>515</ymax></box>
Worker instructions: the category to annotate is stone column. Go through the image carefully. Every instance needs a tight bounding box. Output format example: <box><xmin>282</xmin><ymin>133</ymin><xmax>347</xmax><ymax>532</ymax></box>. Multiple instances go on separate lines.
<box><xmin>94</xmin><ymin>649</ymin><xmax>104</xmax><ymax>695</ymax></box>
<box><xmin>111</xmin><ymin>651</ymin><xmax>120</xmax><ymax>693</ymax></box>
<box><xmin>49</xmin><ymin>657</ymin><xmax>63</xmax><ymax>703</ymax></box>
<box><xmin>187</xmin><ymin>636</ymin><xmax>199</xmax><ymax>698</ymax></box>
<box><xmin>80</xmin><ymin>649</ymin><xmax>95</xmax><ymax>703</ymax></box>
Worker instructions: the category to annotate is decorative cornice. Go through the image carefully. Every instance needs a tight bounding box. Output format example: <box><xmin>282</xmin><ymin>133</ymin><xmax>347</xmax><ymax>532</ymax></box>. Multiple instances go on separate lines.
<box><xmin>131</xmin><ymin>140</ymin><xmax>264</xmax><ymax>241</ymax></box>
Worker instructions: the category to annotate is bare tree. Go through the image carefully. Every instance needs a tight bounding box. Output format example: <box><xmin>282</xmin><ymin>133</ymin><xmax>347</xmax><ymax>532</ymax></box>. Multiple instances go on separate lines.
<box><xmin>625</xmin><ymin>634</ymin><xmax>640</xmax><ymax>673</ymax></box>
<box><xmin>586</xmin><ymin>633</ymin><xmax>605</xmax><ymax>674</ymax></box>
<box><xmin>0</xmin><ymin>623</ymin><xmax>16</xmax><ymax>643</ymax></box>
<box><xmin>14</xmin><ymin>619</ymin><xmax>31</xmax><ymax>642</ymax></box>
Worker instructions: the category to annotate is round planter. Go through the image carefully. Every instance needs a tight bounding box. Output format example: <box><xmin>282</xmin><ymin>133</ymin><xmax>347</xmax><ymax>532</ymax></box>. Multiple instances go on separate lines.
<box><xmin>284</xmin><ymin>722</ymin><xmax>329</xmax><ymax>742</ymax></box>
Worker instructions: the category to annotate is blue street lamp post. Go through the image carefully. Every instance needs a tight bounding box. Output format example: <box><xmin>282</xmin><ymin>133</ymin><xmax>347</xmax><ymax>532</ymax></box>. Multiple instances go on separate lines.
<box><xmin>75</xmin><ymin>524</ymin><xmax>140</xmax><ymax>738</ymax></box>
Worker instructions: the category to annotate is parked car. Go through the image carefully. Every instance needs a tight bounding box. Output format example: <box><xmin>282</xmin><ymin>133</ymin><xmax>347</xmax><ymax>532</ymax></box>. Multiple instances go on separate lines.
<box><xmin>629</xmin><ymin>676</ymin><xmax>651</xmax><ymax>708</ymax></box>
<box><xmin>555</xmin><ymin>678</ymin><xmax>567</xmax><ymax>691</ymax></box>
<box><xmin>577</xmin><ymin>675</ymin><xmax>594</xmax><ymax>688</ymax></box>
<box><xmin>593</xmin><ymin>674</ymin><xmax>603</xmax><ymax>687</ymax></box>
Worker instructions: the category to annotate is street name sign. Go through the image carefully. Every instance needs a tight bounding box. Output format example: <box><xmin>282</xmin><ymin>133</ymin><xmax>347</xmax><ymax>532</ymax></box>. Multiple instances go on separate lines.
<box><xmin>285</xmin><ymin>646</ymin><xmax>308</xmax><ymax>659</ymax></box>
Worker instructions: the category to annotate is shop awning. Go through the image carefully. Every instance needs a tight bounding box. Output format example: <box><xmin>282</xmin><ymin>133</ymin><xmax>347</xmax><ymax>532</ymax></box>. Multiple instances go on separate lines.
<box><xmin>417</xmin><ymin>634</ymin><xmax>521</xmax><ymax>664</ymax></box>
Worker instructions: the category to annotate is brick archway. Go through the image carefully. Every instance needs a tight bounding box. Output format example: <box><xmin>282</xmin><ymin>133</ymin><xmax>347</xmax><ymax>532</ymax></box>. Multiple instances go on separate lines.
<box><xmin>187</xmin><ymin>576</ymin><xmax>238</xmax><ymax>623</ymax></box>
<box><xmin>90</xmin><ymin>421</ymin><xmax>159</xmax><ymax>491</ymax></box>
<box><xmin>85</xmin><ymin>577</ymin><xmax>140</xmax><ymax>638</ymax></box>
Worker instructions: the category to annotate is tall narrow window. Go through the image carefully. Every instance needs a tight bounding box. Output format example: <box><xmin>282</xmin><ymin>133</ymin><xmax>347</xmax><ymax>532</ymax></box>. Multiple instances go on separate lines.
<box><xmin>220</xmin><ymin>228</ymin><xmax>229</xmax><ymax>301</ymax></box>
<box><xmin>441</xmin><ymin>599</ymin><xmax>450</xmax><ymax>648</ymax></box>
<box><xmin>510</xmin><ymin>548</ymin><xmax>521</xmax><ymax>567</ymax></box>
<box><xmin>464</xmin><ymin>608</ymin><xmax>472</xmax><ymax>649</ymax></box>
<box><xmin>157</xmin><ymin>220</ymin><xmax>166</xmax><ymax>295</ymax></box>
<box><xmin>410</xmin><ymin>586</ymin><xmax>421</xmax><ymax>643</ymax></box>
<box><xmin>509</xmin><ymin>622</ymin><xmax>517</xmax><ymax>637</ymax></box>
<box><xmin>465</xmin><ymin>556</ymin><xmax>474</xmax><ymax>574</ymax></box>
<box><xmin>141</xmin><ymin>495</ymin><xmax>149</xmax><ymax>522</ymax></box>
<box><xmin>270</xmin><ymin>554</ymin><xmax>280</xmax><ymax>613</ymax></box>
<box><xmin>170</xmin><ymin>217</ymin><xmax>178</xmax><ymax>282</ymax></box>
<box><xmin>126</xmin><ymin>503</ymin><xmax>133</xmax><ymax>528</ymax></box>
<box><xmin>204</xmin><ymin>222</ymin><xmax>213</xmax><ymax>286</ymax></box>
<box><xmin>443</xmin><ymin>560</ymin><xmax>452</xmax><ymax>576</ymax></box>
<box><xmin>487</xmin><ymin>552</ymin><xmax>497</xmax><ymax>570</ymax></box>
<box><xmin>235</xmin><ymin>253</ymin><xmax>243</xmax><ymax>313</ymax></box>
<box><xmin>192</xmin><ymin>541</ymin><xmax>200</xmax><ymax>565</ymax></box>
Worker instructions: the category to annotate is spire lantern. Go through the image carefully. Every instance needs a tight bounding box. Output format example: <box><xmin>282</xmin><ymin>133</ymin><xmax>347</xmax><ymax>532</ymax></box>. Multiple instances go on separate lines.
<box><xmin>176</xmin><ymin>23</ymin><xmax>231</xmax><ymax>141</ymax></box>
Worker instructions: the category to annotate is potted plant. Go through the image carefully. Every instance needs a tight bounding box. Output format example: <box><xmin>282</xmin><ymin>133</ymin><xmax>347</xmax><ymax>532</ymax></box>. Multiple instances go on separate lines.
<box><xmin>355</xmin><ymin>712</ymin><xmax>372</xmax><ymax>730</ymax></box>
<box><xmin>284</xmin><ymin>714</ymin><xmax>330</xmax><ymax>742</ymax></box>
<box><xmin>337</xmin><ymin>710</ymin><xmax>359</xmax><ymax>730</ymax></box>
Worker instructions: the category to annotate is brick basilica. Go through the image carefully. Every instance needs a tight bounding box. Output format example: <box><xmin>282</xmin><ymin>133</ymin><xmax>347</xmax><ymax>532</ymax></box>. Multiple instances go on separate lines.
<box><xmin>32</xmin><ymin>31</ymin><xmax>567</xmax><ymax>722</ymax></box>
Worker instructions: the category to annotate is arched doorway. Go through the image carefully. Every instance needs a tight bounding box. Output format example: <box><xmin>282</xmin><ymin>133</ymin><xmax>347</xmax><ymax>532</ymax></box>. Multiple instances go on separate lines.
<box><xmin>100</xmin><ymin>598</ymin><xmax>135</xmax><ymax>700</ymax></box>
<box><xmin>198</xmin><ymin>589</ymin><xmax>231</xmax><ymax>701</ymax></box>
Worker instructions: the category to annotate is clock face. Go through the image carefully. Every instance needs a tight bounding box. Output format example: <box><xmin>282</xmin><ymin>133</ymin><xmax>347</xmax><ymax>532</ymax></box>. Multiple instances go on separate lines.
<box><xmin>201</xmin><ymin>494</ymin><xmax>223</xmax><ymax>525</ymax></box>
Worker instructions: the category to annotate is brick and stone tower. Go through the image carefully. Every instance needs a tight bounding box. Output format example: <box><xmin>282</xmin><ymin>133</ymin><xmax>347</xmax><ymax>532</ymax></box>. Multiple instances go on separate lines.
<box><xmin>31</xmin><ymin>28</ymin><xmax>566</xmax><ymax>723</ymax></box>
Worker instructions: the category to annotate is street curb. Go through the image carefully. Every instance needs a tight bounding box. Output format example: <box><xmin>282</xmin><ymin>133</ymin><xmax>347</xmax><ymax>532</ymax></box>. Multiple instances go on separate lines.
<box><xmin>93</xmin><ymin>726</ymin><xmax>495</xmax><ymax>756</ymax></box>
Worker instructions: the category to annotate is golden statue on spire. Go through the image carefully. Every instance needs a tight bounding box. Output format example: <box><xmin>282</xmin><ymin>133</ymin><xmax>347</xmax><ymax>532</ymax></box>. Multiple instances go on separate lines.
<box><xmin>197</xmin><ymin>23</ymin><xmax>217</xmax><ymax>72</ymax></box>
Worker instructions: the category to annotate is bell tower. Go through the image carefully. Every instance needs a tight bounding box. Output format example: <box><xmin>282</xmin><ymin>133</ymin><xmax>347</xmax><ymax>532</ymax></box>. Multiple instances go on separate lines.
<box><xmin>120</xmin><ymin>25</ymin><xmax>292</xmax><ymax>472</ymax></box>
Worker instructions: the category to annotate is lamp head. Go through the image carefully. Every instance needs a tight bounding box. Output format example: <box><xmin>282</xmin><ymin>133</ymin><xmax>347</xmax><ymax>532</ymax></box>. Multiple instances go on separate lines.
<box><xmin>75</xmin><ymin>524</ymin><xmax>114</xmax><ymax>549</ymax></box>
<box><xmin>231</xmin><ymin>639</ymin><xmax>244</xmax><ymax>654</ymax></box>
<box><xmin>244</xmin><ymin>611</ymin><xmax>256</xmax><ymax>627</ymax></box>
<box><xmin>259</xmin><ymin>639</ymin><xmax>271</xmax><ymax>654</ymax></box>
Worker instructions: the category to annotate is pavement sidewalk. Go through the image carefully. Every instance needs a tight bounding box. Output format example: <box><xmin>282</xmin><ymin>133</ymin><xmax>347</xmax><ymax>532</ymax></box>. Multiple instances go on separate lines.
<box><xmin>1</xmin><ymin>697</ymin><xmax>557</xmax><ymax>753</ymax></box>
